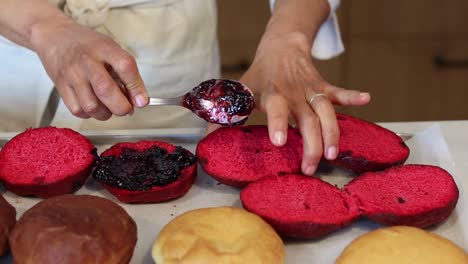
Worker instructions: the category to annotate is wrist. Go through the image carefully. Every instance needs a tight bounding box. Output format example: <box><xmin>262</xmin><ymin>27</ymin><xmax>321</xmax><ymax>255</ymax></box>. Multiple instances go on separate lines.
<box><xmin>264</xmin><ymin>0</ymin><xmax>330</xmax><ymax>45</ymax></box>
<box><xmin>259</xmin><ymin>31</ymin><xmax>312</xmax><ymax>55</ymax></box>
<box><xmin>29</xmin><ymin>13</ymin><xmax>73</xmax><ymax>52</ymax></box>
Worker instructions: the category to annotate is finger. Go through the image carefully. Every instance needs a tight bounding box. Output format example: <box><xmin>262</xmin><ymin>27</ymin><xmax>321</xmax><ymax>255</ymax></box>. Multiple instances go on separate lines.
<box><xmin>205</xmin><ymin>123</ymin><xmax>222</xmax><ymax>135</ymax></box>
<box><xmin>324</xmin><ymin>85</ymin><xmax>371</xmax><ymax>106</ymax></box>
<box><xmin>76</xmin><ymin>83</ymin><xmax>112</xmax><ymax>121</ymax></box>
<box><xmin>308</xmin><ymin>94</ymin><xmax>339</xmax><ymax>160</ymax></box>
<box><xmin>105</xmin><ymin>51</ymin><xmax>148</xmax><ymax>108</ymax></box>
<box><xmin>56</xmin><ymin>85</ymin><xmax>90</xmax><ymax>119</ymax></box>
<box><xmin>293</xmin><ymin>105</ymin><xmax>323</xmax><ymax>176</ymax></box>
<box><xmin>262</xmin><ymin>94</ymin><xmax>289</xmax><ymax>146</ymax></box>
<box><xmin>67</xmin><ymin>69</ymin><xmax>112</xmax><ymax>121</ymax></box>
<box><xmin>85</xmin><ymin>60</ymin><xmax>133</xmax><ymax>116</ymax></box>
<box><xmin>288</xmin><ymin>115</ymin><xmax>297</xmax><ymax>128</ymax></box>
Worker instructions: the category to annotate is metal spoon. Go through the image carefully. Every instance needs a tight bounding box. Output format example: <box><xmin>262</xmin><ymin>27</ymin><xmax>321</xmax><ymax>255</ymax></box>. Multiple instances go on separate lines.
<box><xmin>148</xmin><ymin>97</ymin><xmax>184</xmax><ymax>106</ymax></box>
<box><xmin>147</xmin><ymin>79</ymin><xmax>255</xmax><ymax>126</ymax></box>
<box><xmin>107</xmin><ymin>63</ymin><xmax>255</xmax><ymax>126</ymax></box>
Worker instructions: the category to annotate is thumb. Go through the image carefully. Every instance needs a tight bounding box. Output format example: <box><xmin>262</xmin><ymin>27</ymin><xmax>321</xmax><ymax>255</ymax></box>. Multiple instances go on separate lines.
<box><xmin>107</xmin><ymin>53</ymin><xmax>148</xmax><ymax>108</ymax></box>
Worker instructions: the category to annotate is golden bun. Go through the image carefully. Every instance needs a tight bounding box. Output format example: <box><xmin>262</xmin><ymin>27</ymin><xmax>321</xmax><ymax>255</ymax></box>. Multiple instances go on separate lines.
<box><xmin>153</xmin><ymin>206</ymin><xmax>284</xmax><ymax>264</ymax></box>
<box><xmin>336</xmin><ymin>226</ymin><xmax>468</xmax><ymax>264</ymax></box>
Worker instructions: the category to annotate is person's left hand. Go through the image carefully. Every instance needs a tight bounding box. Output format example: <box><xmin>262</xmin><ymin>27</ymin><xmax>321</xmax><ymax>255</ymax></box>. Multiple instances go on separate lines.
<box><xmin>206</xmin><ymin>32</ymin><xmax>370</xmax><ymax>176</ymax></box>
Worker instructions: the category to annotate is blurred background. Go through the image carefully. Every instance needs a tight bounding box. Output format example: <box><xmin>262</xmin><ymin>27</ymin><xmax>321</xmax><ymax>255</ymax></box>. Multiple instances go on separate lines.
<box><xmin>218</xmin><ymin>1</ymin><xmax>467</xmax><ymax>124</ymax></box>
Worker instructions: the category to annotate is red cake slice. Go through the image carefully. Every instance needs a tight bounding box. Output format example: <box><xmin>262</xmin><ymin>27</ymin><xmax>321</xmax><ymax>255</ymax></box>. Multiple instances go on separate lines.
<box><xmin>0</xmin><ymin>127</ymin><xmax>96</xmax><ymax>198</ymax></box>
<box><xmin>240</xmin><ymin>174</ymin><xmax>360</xmax><ymax>239</ymax></box>
<box><xmin>196</xmin><ymin>126</ymin><xmax>302</xmax><ymax>187</ymax></box>
<box><xmin>197</xmin><ymin>113</ymin><xmax>408</xmax><ymax>187</ymax></box>
<box><xmin>343</xmin><ymin>164</ymin><xmax>459</xmax><ymax>228</ymax></box>
<box><xmin>333</xmin><ymin>113</ymin><xmax>410</xmax><ymax>174</ymax></box>
<box><xmin>93</xmin><ymin>141</ymin><xmax>197</xmax><ymax>203</ymax></box>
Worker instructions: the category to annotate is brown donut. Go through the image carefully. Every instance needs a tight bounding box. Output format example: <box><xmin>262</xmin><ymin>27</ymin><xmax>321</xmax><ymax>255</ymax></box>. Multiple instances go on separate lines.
<box><xmin>0</xmin><ymin>194</ymin><xmax>15</xmax><ymax>256</ymax></box>
<box><xmin>9</xmin><ymin>195</ymin><xmax>137</xmax><ymax>264</ymax></box>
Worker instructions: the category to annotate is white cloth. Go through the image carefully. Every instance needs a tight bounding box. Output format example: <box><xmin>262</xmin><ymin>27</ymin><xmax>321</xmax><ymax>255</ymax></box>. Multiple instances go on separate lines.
<box><xmin>269</xmin><ymin>0</ymin><xmax>344</xmax><ymax>60</ymax></box>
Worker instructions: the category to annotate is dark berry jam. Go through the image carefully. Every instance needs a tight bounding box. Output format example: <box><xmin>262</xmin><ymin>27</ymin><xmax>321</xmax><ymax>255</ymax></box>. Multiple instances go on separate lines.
<box><xmin>183</xmin><ymin>79</ymin><xmax>255</xmax><ymax>125</ymax></box>
<box><xmin>93</xmin><ymin>146</ymin><xmax>196</xmax><ymax>191</ymax></box>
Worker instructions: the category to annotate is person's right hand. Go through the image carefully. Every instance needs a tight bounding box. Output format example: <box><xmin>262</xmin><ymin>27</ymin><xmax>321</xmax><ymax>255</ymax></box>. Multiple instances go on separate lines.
<box><xmin>30</xmin><ymin>17</ymin><xmax>148</xmax><ymax>120</ymax></box>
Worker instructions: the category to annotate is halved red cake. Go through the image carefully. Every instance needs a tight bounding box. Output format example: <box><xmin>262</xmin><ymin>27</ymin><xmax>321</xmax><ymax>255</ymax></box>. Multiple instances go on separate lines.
<box><xmin>343</xmin><ymin>164</ymin><xmax>459</xmax><ymax>228</ymax></box>
<box><xmin>241</xmin><ymin>165</ymin><xmax>459</xmax><ymax>238</ymax></box>
<box><xmin>93</xmin><ymin>141</ymin><xmax>197</xmax><ymax>203</ymax></box>
<box><xmin>0</xmin><ymin>127</ymin><xmax>96</xmax><ymax>198</ymax></box>
<box><xmin>240</xmin><ymin>174</ymin><xmax>360</xmax><ymax>239</ymax></box>
<box><xmin>333</xmin><ymin>113</ymin><xmax>410</xmax><ymax>174</ymax></box>
<box><xmin>196</xmin><ymin>126</ymin><xmax>302</xmax><ymax>187</ymax></box>
<box><xmin>197</xmin><ymin>113</ymin><xmax>408</xmax><ymax>187</ymax></box>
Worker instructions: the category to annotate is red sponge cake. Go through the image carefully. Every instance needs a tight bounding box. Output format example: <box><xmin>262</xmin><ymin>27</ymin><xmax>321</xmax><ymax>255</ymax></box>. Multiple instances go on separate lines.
<box><xmin>343</xmin><ymin>164</ymin><xmax>459</xmax><ymax>228</ymax></box>
<box><xmin>196</xmin><ymin>126</ymin><xmax>302</xmax><ymax>187</ymax></box>
<box><xmin>333</xmin><ymin>113</ymin><xmax>410</xmax><ymax>174</ymax></box>
<box><xmin>0</xmin><ymin>127</ymin><xmax>96</xmax><ymax>198</ymax></box>
<box><xmin>241</xmin><ymin>174</ymin><xmax>360</xmax><ymax>239</ymax></box>
<box><xmin>197</xmin><ymin>114</ymin><xmax>409</xmax><ymax>187</ymax></box>
<box><xmin>93</xmin><ymin>141</ymin><xmax>197</xmax><ymax>203</ymax></box>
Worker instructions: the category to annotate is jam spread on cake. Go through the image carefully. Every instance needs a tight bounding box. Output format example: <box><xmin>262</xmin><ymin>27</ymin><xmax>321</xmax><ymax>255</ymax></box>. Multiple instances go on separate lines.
<box><xmin>93</xmin><ymin>146</ymin><xmax>196</xmax><ymax>191</ymax></box>
<box><xmin>183</xmin><ymin>79</ymin><xmax>255</xmax><ymax>125</ymax></box>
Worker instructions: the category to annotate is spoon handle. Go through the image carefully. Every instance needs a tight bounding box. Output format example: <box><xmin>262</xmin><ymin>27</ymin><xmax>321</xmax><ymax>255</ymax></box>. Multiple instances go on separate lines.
<box><xmin>147</xmin><ymin>96</ymin><xmax>185</xmax><ymax>106</ymax></box>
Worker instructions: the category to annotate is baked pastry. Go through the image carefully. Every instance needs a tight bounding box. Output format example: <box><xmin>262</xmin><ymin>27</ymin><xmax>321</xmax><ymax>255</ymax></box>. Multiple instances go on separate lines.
<box><xmin>152</xmin><ymin>207</ymin><xmax>285</xmax><ymax>264</ymax></box>
<box><xmin>332</xmin><ymin>113</ymin><xmax>410</xmax><ymax>174</ymax></box>
<box><xmin>0</xmin><ymin>194</ymin><xmax>15</xmax><ymax>256</ymax></box>
<box><xmin>241</xmin><ymin>165</ymin><xmax>459</xmax><ymax>239</ymax></box>
<box><xmin>196</xmin><ymin>126</ymin><xmax>302</xmax><ymax>187</ymax></box>
<box><xmin>336</xmin><ymin>226</ymin><xmax>468</xmax><ymax>264</ymax></box>
<box><xmin>241</xmin><ymin>174</ymin><xmax>359</xmax><ymax>239</ymax></box>
<box><xmin>9</xmin><ymin>194</ymin><xmax>137</xmax><ymax>264</ymax></box>
<box><xmin>0</xmin><ymin>127</ymin><xmax>96</xmax><ymax>198</ymax></box>
<box><xmin>93</xmin><ymin>141</ymin><xmax>197</xmax><ymax>203</ymax></box>
<box><xmin>343</xmin><ymin>164</ymin><xmax>459</xmax><ymax>227</ymax></box>
<box><xmin>197</xmin><ymin>113</ymin><xmax>409</xmax><ymax>188</ymax></box>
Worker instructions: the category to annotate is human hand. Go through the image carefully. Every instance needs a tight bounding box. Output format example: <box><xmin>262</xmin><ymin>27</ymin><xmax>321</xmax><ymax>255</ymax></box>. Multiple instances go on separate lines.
<box><xmin>207</xmin><ymin>32</ymin><xmax>370</xmax><ymax>176</ymax></box>
<box><xmin>30</xmin><ymin>18</ymin><xmax>148</xmax><ymax>120</ymax></box>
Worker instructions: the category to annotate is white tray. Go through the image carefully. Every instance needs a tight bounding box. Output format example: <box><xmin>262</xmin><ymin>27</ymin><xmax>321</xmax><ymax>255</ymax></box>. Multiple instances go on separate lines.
<box><xmin>0</xmin><ymin>126</ymin><xmax>466</xmax><ymax>263</ymax></box>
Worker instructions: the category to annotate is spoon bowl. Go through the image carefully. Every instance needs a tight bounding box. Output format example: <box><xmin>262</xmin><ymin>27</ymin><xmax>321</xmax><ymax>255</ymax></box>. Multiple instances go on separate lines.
<box><xmin>148</xmin><ymin>79</ymin><xmax>255</xmax><ymax>125</ymax></box>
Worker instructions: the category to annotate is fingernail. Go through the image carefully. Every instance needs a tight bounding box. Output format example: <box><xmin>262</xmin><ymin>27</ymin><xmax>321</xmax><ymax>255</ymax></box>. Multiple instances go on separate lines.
<box><xmin>304</xmin><ymin>164</ymin><xmax>317</xmax><ymax>175</ymax></box>
<box><xmin>134</xmin><ymin>94</ymin><xmax>148</xmax><ymax>108</ymax></box>
<box><xmin>274</xmin><ymin>131</ymin><xmax>286</xmax><ymax>145</ymax></box>
<box><xmin>326</xmin><ymin>146</ymin><xmax>337</xmax><ymax>160</ymax></box>
<box><xmin>359</xmin><ymin>92</ymin><xmax>370</xmax><ymax>100</ymax></box>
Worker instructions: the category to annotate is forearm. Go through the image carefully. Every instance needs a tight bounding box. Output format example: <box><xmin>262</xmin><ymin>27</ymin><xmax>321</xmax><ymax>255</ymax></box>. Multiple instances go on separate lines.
<box><xmin>0</xmin><ymin>0</ymin><xmax>70</xmax><ymax>49</ymax></box>
<box><xmin>263</xmin><ymin>0</ymin><xmax>330</xmax><ymax>47</ymax></box>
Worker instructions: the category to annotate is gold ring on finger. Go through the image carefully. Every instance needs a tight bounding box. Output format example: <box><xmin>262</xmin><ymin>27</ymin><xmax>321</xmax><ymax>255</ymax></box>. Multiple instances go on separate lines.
<box><xmin>307</xmin><ymin>93</ymin><xmax>328</xmax><ymax>106</ymax></box>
